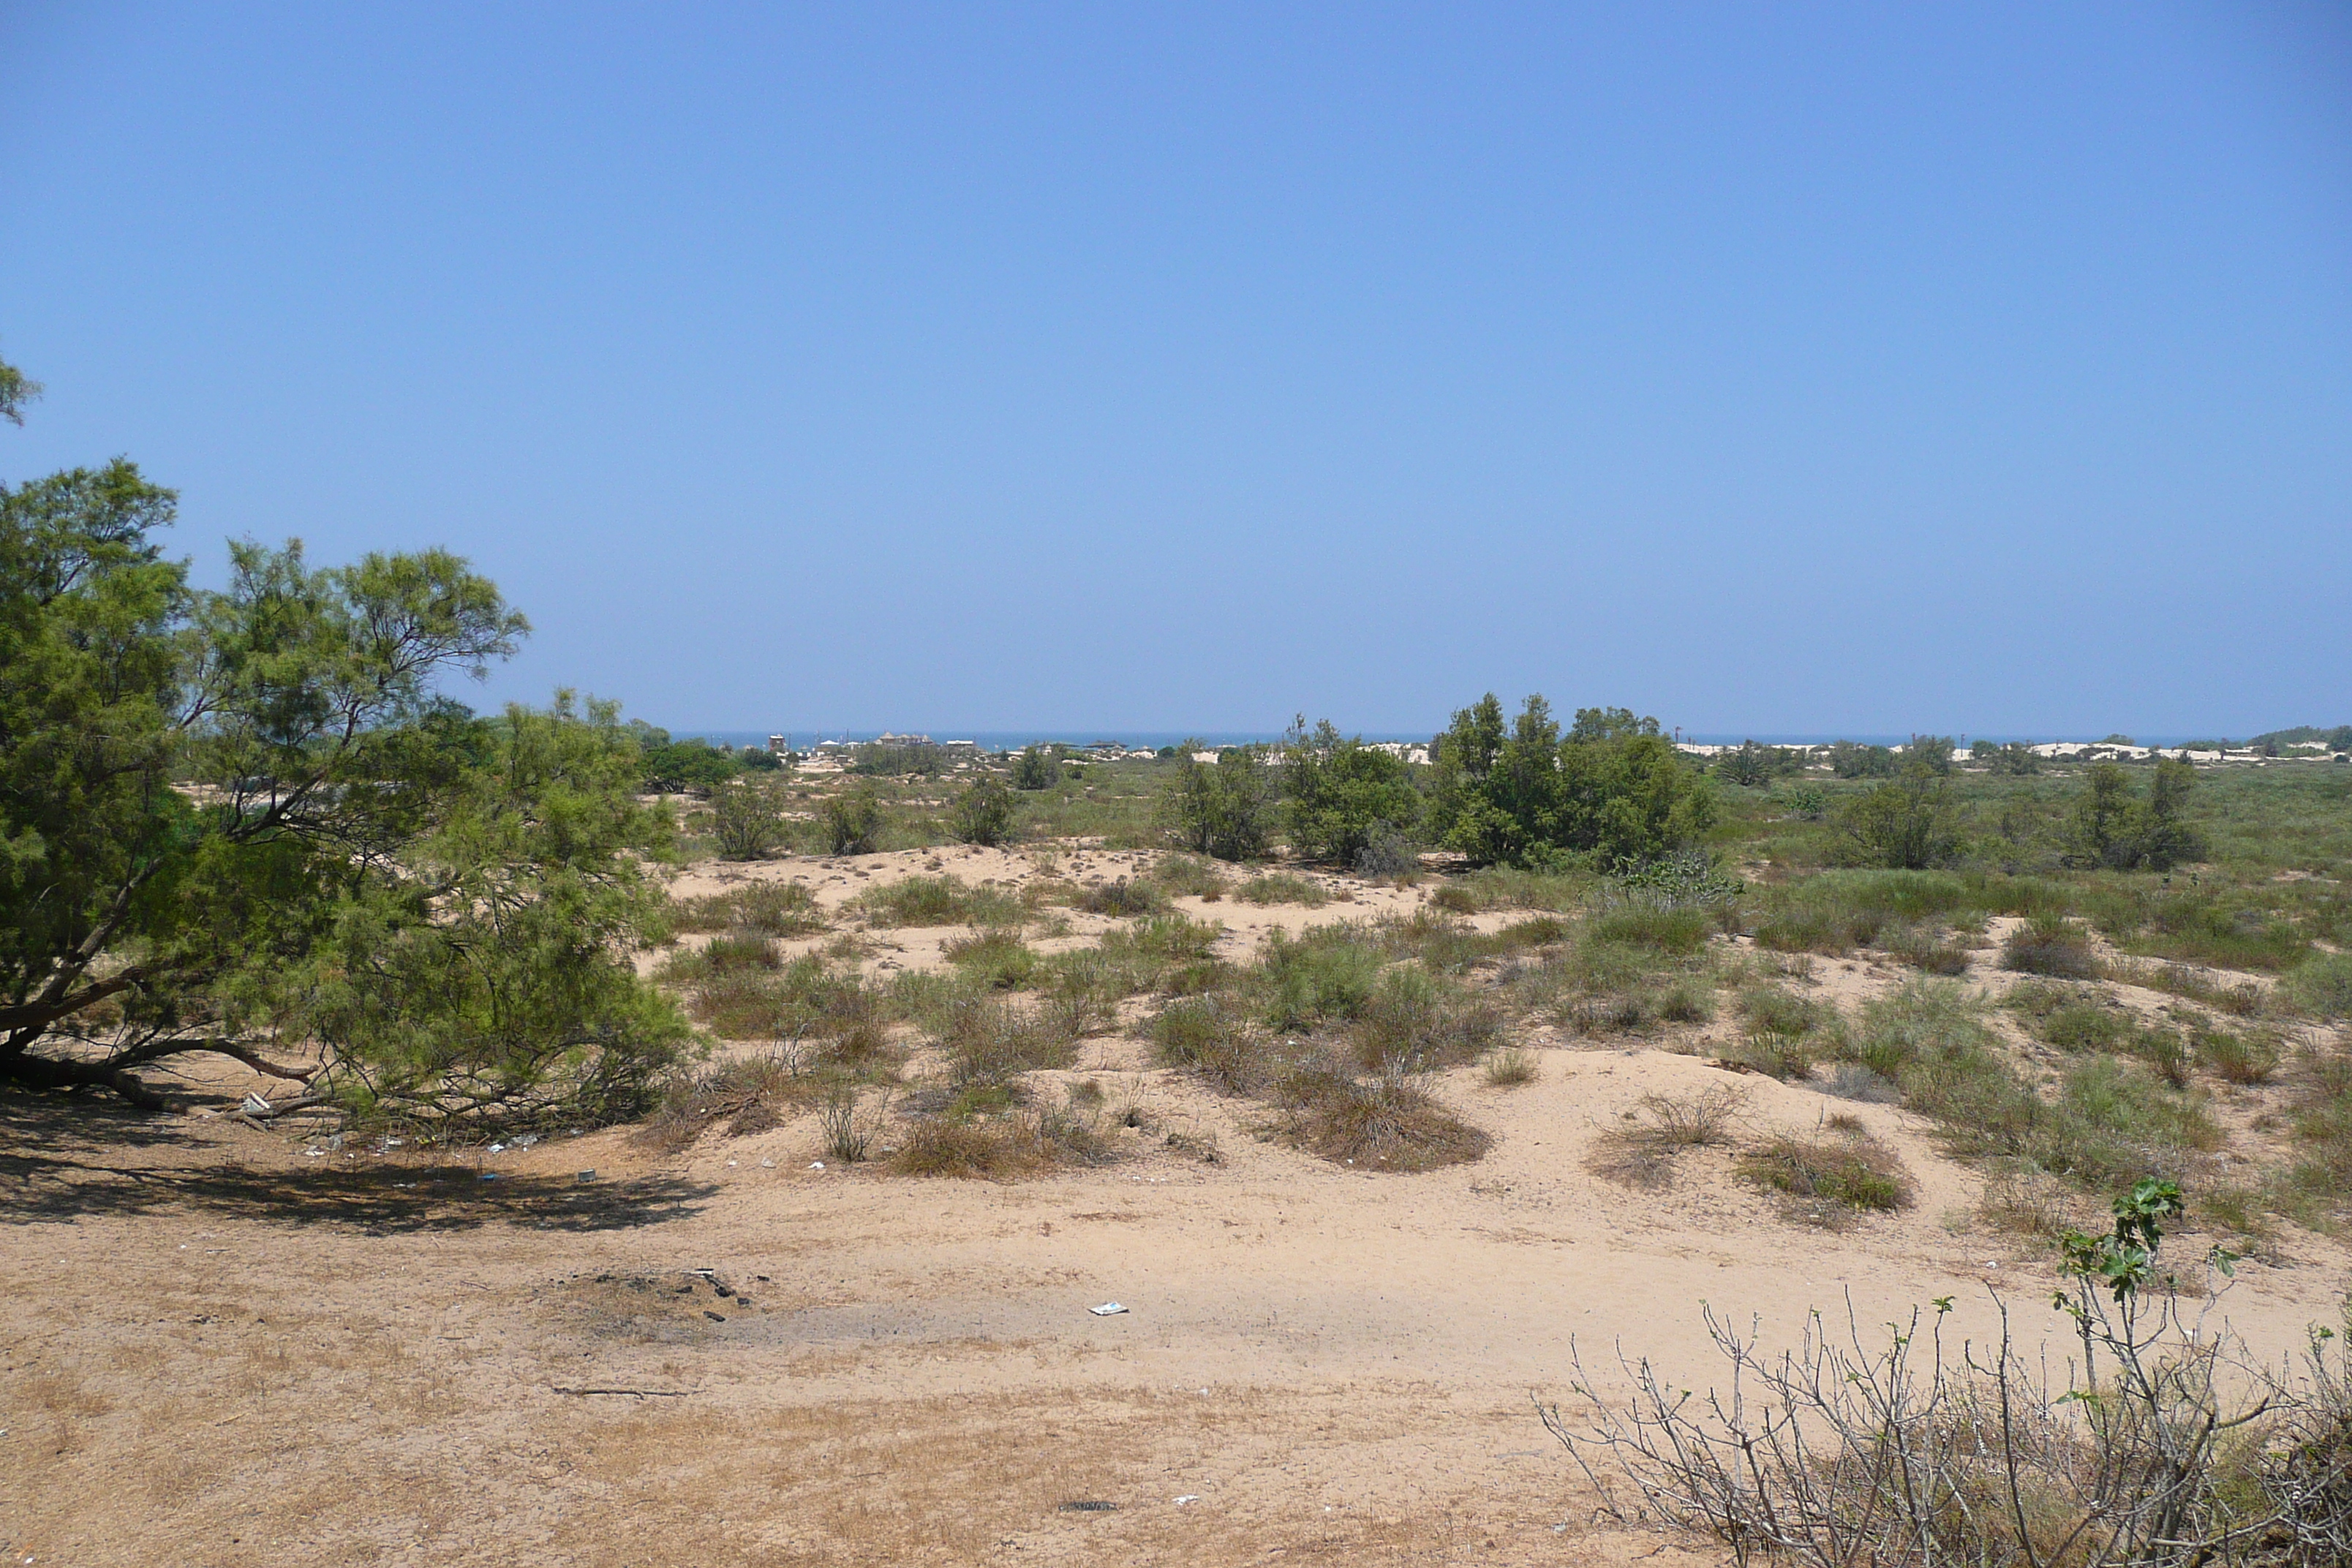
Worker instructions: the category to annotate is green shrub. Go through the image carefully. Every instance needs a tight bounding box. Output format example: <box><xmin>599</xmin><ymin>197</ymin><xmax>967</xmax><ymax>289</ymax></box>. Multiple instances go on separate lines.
<box><xmin>1346</xmin><ymin>965</ymin><xmax>1505</xmax><ymax>1074</ymax></box>
<box><xmin>1281</xmin><ymin>718</ymin><xmax>1422</xmax><ymax>866</ymax></box>
<box><xmin>1077</xmin><ymin>877</ymin><xmax>1164</xmax><ymax>917</ymax></box>
<box><xmin>943</xmin><ymin>929</ymin><xmax>1039</xmax><ymax>990</ymax></box>
<box><xmin>1009</xmin><ymin>745</ymin><xmax>1061</xmax><ymax>791</ymax></box>
<box><xmin>1237</xmin><ymin>872</ymin><xmax>1327</xmax><ymax>908</ymax></box>
<box><xmin>1162</xmin><ymin>742</ymin><xmax>1278</xmax><ymax>862</ymax></box>
<box><xmin>2193</xmin><ymin>1025</ymin><xmax>2280</xmax><ymax>1085</ymax></box>
<box><xmin>667</xmin><ymin>881</ymin><xmax>826</xmax><ymax>937</ymax></box>
<box><xmin>857</xmin><ymin>874</ymin><xmax>1022</xmax><ymax>928</ymax></box>
<box><xmin>823</xmin><ymin>787</ymin><xmax>885</xmax><ymax>855</ymax></box>
<box><xmin>2287</xmin><ymin>951</ymin><xmax>2352</xmax><ymax>1019</ymax></box>
<box><xmin>711</xmin><ymin>777</ymin><xmax>791</xmax><ymax>859</ymax></box>
<box><xmin>1147</xmin><ymin>853</ymin><xmax>1229</xmax><ymax>898</ymax></box>
<box><xmin>2002</xmin><ymin>917</ymin><xmax>2100</xmax><ymax>979</ymax></box>
<box><xmin>1258</xmin><ymin>927</ymin><xmax>1384</xmax><ymax>1032</ymax></box>
<box><xmin>1831</xmin><ymin>762</ymin><xmax>1962</xmax><ymax>870</ymax></box>
<box><xmin>1588</xmin><ymin>902</ymin><xmax>1711</xmax><ymax>955</ymax></box>
<box><xmin>1150</xmin><ymin>995</ymin><xmax>1263</xmax><ymax>1091</ymax></box>
<box><xmin>1425</xmin><ymin>694</ymin><xmax>1712</xmax><ymax>869</ymax></box>
<box><xmin>2038</xmin><ymin>1056</ymin><xmax>2221</xmax><ymax>1186</ymax></box>
<box><xmin>951</xmin><ymin>775</ymin><xmax>1017</xmax><ymax>846</ymax></box>
<box><xmin>1275</xmin><ymin>1058</ymin><xmax>1490</xmax><ymax>1172</ymax></box>
<box><xmin>1738</xmin><ymin>1130</ymin><xmax>1915</xmax><ymax>1222</ymax></box>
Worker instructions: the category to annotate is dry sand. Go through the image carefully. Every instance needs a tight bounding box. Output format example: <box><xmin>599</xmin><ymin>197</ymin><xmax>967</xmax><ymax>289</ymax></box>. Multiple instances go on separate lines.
<box><xmin>6</xmin><ymin>852</ymin><xmax>2347</xmax><ymax>1567</ymax></box>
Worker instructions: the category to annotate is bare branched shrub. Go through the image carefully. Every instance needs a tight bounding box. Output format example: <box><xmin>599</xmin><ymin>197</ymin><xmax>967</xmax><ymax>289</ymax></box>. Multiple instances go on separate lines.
<box><xmin>1544</xmin><ymin>1183</ymin><xmax>2352</xmax><ymax>1567</ymax></box>
<box><xmin>818</xmin><ymin>1086</ymin><xmax>881</xmax><ymax>1163</ymax></box>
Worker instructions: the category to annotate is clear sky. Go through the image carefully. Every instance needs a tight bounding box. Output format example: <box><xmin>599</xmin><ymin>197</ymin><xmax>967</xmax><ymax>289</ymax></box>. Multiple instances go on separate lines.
<box><xmin>3</xmin><ymin>3</ymin><xmax>2348</xmax><ymax>740</ymax></box>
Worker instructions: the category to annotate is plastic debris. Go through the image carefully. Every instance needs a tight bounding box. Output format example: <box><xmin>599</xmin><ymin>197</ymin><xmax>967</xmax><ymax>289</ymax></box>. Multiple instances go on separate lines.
<box><xmin>575</xmin><ymin>1169</ymin><xmax>597</xmax><ymax>1183</ymax></box>
<box><xmin>1090</xmin><ymin>1303</ymin><xmax>1128</xmax><ymax>1316</ymax></box>
<box><xmin>478</xmin><ymin>1171</ymin><xmax>498</xmax><ymax>1182</ymax></box>
<box><xmin>486</xmin><ymin>1142</ymin><xmax>506</xmax><ymax>1153</ymax></box>
<box><xmin>1174</xmin><ymin>1494</ymin><xmax>1199</xmax><ymax>1505</ymax></box>
<box><xmin>809</xmin><ymin>1161</ymin><xmax>825</xmax><ymax>1171</ymax></box>
<box><xmin>240</xmin><ymin>1093</ymin><xmax>272</xmax><ymax>1116</ymax></box>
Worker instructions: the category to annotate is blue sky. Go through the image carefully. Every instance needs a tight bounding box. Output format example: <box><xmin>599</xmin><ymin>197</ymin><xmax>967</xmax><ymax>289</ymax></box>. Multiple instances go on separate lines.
<box><xmin>3</xmin><ymin>3</ymin><xmax>2348</xmax><ymax>739</ymax></box>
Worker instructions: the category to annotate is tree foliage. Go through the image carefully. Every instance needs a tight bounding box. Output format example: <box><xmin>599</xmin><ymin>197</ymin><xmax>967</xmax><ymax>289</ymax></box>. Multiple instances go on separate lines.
<box><xmin>1163</xmin><ymin>742</ymin><xmax>1278</xmax><ymax>862</ymax></box>
<box><xmin>0</xmin><ymin>356</ymin><xmax>687</xmax><ymax>1117</ymax></box>
<box><xmin>1832</xmin><ymin>760</ymin><xmax>1964</xmax><ymax>869</ymax></box>
<box><xmin>951</xmin><ymin>774</ymin><xmax>1017</xmax><ymax>847</ymax></box>
<box><xmin>1010</xmin><ymin>745</ymin><xmax>1060</xmax><ymax>790</ymax></box>
<box><xmin>2068</xmin><ymin>759</ymin><xmax>2205</xmax><ymax>871</ymax></box>
<box><xmin>711</xmin><ymin>775</ymin><xmax>790</xmax><ymax>859</ymax></box>
<box><xmin>1424</xmin><ymin>695</ymin><xmax>1714</xmax><ymax>869</ymax></box>
<box><xmin>1281</xmin><ymin>717</ymin><xmax>1420</xmax><ymax>866</ymax></box>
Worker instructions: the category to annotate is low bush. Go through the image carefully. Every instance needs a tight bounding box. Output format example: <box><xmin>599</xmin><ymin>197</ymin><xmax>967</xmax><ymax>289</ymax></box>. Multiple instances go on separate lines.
<box><xmin>668</xmin><ymin>881</ymin><xmax>827</xmax><ymax>938</ymax></box>
<box><xmin>636</xmin><ymin>1054</ymin><xmax>817</xmax><ymax>1152</ymax></box>
<box><xmin>823</xmin><ymin>788</ymin><xmax>886</xmax><ymax>855</ymax></box>
<box><xmin>2287</xmin><ymin>951</ymin><xmax>2352</xmax><ymax>1019</ymax></box>
<box><xmin>1738</xmin><ymin>1128</ymin><xmax>1915</xmax><ymax>1224</ymax></box>
<box><xmin>2194</xmin><ymin>1025</ymin><xmax>2280</xmax><ymax>1085</ymax></box>
<box><xmin>1733</xmin><ymin>1031</ymin><xmax>1814</xmax><ymax>1081</ymax></box>
<box><xmin>1151</xmin><ymin>995</ymin><xmax>1259</xmax><ymax>1088</ymax></box>
<box><xmin>1346</xmin><ymin>965</ymin><xmax>1506</xmax><ymax>1074</ymax></box>
<box><xmin>1588</xmin><ymin>1086</ymin><xmax>1743</xmax><ymax>1190</ymax></box>
<box><xmin>857</xmin><ymin>874</ymin><xmax>1024</xmax><ymax>928</ymax></box>
<box><xmin>1483</xmin><ymin>1047</ymin><xmax>1539</xmax><ymax>1088</ymax></box>
<box><xmin>1147</xmin><ymin>853</ymin><xmax>1229</xmax><ymax>899</ymax></box>
<box><xmin>950</xmin><ymin>775</ymin><xmax>1017</xmax><ymax>847</ymax></box>
<box><xmin>1880</xmin><ymin>922</ymin><xmax>1970</xmax><ymax>976</ymax></box>
<box><xmin>891</xmin><ymin>1117</ymin><xmax>1038</xmax><ymax>1179</ymax></box>
<box><xmin>943</xmin><ymin>929</ymin><xmax>1040</xmax><ymax>990</ymax></box>
<box><xmin>1237</xmin><ymin>872</ymin><xmax>1328</xmax><ymax>908</ymax></box>
<box><xmin>1258</xmin><ymin>927</ymin><xmax>1384</xmax><ymax>1032</ymax></box>
<box><xmin>2042</xmin><ymin>1001</ymin><xmax>2133</xmax><ymax>1054</ymax></box>
<box><xmin>1588</xmin><ymin>902</ymin><xmax>1712</xmax><ymax>955</ymax></box>
<box><xmin>1077</xmin><ymin>877</ymin><xmax>1165</xmax><ymax>917</ymax></box>
<box><xmin>1275</xmin><ymin>1059</ymin><xmax>1491</xmax><ymax>1172</ymax></box>
<box><xmin>1739</xmin><ymin>986</ymin><xmax>1828</xmax><ymax>1039</ymax></box>
<box><xmin>938</xmin><ymin>998</ymin><xmax>1077</xmax><ymax>1088</ymax></box>
<box><xmin>2002</xmin><ymin>916</ymin><xmax>2100</xmax><ymax>979</ymax></box>
<box><xmin>1428</xmin><ymin>883</ymin><xmax>1480</xmax><ymax>914</ymax></box>
<box><xmin>1354</xmin><ymin>828</ymin><xmax>1421</xmax><ymax>882</ymax></box>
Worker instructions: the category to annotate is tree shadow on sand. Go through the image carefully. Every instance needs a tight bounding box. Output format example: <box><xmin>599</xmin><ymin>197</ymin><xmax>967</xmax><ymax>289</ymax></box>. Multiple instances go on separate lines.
<box><xmin>0</xmin><ymin>1091</ymin><xmax>716</xmax><ymax>1235</ymax></box>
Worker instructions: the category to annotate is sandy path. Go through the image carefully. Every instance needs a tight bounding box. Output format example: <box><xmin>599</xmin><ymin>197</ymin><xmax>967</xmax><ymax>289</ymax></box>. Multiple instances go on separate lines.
<box><xmin>8</xmin><ymin>1029</ymin><xmax>2345</xmax><ymax>1567</ymax></box>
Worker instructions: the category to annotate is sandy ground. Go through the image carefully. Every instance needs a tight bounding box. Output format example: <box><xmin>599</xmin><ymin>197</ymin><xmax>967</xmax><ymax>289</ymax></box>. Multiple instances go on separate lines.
<box><xmin>7</xmin><ymin>853</ymin><xmax>2348</xmax><ymax>1567</ymax></box>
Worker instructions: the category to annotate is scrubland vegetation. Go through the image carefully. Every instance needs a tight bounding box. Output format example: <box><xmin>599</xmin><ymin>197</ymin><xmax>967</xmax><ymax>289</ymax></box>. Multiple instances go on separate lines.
<box><xmin>11</xmin><ymin>350</ymin><xmax>2352</xmax><ymax>1566</ymax></box>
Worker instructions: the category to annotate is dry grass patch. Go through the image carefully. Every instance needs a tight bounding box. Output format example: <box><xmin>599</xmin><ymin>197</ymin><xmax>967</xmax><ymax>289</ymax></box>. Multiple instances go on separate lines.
<box><xmin>1277</xmin><ymin>1060</ymin><xmax>1490</xmax><ymax>1172</ymax></box>
<box><xmin>1482</xmin><ymin>1047</ymin><xmax>1539</xmax><ymax>1088</ymax></box>
<box><xmin>1738</xmin><ymin>1123</ymin><xmax>1916</xmax><ymax>1227</ymax></box>
<box><xmin>1588</xmin><ymin>1086</ymin><xmax>1742</xmax><ymax>1191</ymax></box>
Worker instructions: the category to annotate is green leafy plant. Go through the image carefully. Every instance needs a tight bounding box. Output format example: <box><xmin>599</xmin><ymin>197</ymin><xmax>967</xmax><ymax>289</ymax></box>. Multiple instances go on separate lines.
<box><xmin>950</xmin><ymin>774</ymin><xmax>1017</xmax><ymax>846</ymax></box>
<box><xmin>822</xmin><ymin>786</ymin><xmax>885</xmax><ymax>855</ymax></box>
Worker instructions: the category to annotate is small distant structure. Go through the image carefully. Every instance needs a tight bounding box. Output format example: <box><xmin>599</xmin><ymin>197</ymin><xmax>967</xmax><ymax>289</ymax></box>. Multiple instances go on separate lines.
<box><xmin>767</xmin><ymin>734</ymin><xmax>789</xmax><ymax>755</ymax></box>
<box><xmin>875</xmin><ymin>731</ymin><xmax>931</xmax><ymax>746</ymax></box>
